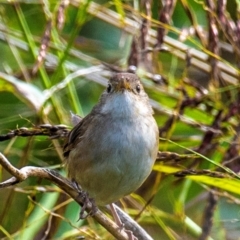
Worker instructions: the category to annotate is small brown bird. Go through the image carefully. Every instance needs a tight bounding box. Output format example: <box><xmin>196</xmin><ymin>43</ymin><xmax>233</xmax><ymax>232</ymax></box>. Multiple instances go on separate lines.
<box><xmin>63</xmin><ymin>72</ymin><xmax>159</xmax><ymax>228</ymax></box>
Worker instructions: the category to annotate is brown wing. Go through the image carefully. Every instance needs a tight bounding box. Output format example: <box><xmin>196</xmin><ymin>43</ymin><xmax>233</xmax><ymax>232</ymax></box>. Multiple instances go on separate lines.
<box><xmin>63</xmin><ymin>113</ymin><xmax>95</xmax><ymax>158</ymax></box>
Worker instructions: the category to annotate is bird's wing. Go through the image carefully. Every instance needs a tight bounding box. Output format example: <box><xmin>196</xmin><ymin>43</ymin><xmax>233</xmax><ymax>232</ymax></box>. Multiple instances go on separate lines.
<box><xmin>63</xmin><ymin>113</ymin><xmax>95</xmax><ymax>158</ymax></box>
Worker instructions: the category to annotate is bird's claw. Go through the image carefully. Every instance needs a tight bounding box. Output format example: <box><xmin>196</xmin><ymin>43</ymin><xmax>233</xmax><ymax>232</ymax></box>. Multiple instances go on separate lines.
<box><xmin>72</xmin><ymin>179</ymin><xmax>98</xmax><ymax>220</ymax></box>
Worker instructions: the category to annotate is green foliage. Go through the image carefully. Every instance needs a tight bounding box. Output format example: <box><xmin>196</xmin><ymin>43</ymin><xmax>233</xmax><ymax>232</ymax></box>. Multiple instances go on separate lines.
<box><xmin>0</xmin><ymin>0</ymin><xmax>240</xmax><ymax>239</ymax></box>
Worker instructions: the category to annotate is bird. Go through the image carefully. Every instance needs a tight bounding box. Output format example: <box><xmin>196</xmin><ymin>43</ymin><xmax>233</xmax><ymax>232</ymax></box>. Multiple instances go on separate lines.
<box><xmin>63</xmin><ymin>72</ymin><xmax>159</xmax><ymax>232</ymax></box>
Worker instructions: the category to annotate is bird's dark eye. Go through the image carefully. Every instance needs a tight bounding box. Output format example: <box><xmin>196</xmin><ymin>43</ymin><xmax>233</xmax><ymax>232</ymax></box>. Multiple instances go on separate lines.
<box><xmin>136</xmin><ymin>84</ymin><xmax>141</xmax><ymax>93</ymax></box>
<box><xmin>107</xmin><ymin>84</ymin><xmax>112</xmax><ymax>93</ymax></box>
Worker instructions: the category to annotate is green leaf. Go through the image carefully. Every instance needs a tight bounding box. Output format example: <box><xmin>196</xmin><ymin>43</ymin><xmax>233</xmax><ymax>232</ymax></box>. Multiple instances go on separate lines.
<box><xmin>154</xmin><ymin>164</ymin><xmax>240</xmax><ymax>195</ymax></box>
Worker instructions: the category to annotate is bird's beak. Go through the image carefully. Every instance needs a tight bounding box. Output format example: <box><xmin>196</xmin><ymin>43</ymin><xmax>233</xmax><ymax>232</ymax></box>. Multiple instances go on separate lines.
<box><xmin>115</xmin><ymin>78</ymin><xmax>131</xmax><ymax>91</ymax></box>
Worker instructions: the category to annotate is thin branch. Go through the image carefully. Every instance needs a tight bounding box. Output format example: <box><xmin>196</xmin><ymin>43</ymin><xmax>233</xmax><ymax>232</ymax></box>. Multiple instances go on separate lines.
<box><xmin>199</xmin><ymin>191</ymin><xmax>218</xmax><ymax>240</ymax></box>
<box><xmin>156</xmin><ymin>151</ymin><xmax>199</xmax><ymax>162</ymax></box>
<box><xmin>174</xmin><ymin>169</ymin><xmax>227</xmax><ymax>178</ymax></box>
<box><xmin>56</xmin><ymin>0</ymin><xmax>70</xmax><ymax>30</ymax></box>
<box><xmin>0</xmin><ymin>124</ymin><xmax>69</xmax><ymax>141</ymax></box>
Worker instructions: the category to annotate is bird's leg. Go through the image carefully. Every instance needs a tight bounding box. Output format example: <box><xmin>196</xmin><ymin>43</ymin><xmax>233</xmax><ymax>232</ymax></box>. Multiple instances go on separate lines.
<box><xmin>110</xmin><ymin>203</ymin><xmax>138</xmax><ymax>240</ymax></box>
<box><xmin>72</xmin><ymin>179</ymin><xmax>98</xmax><ymax>220</ymax></box>
<box><xmin>110</xmin><ymin>203</ymin><xmax>123</xmax><ymax>227</ymax></box>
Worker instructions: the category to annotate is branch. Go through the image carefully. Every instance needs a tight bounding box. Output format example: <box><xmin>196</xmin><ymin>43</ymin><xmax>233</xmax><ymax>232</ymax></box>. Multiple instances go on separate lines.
<box><xmin>0</xmin><ymin>124</ymin><xmax>69</xmax><ymax>141</ymax></box>
<box><xmin>0</xmin><ymin>152</ymin><xmax>153</xmax><ymax>240</ymax></box>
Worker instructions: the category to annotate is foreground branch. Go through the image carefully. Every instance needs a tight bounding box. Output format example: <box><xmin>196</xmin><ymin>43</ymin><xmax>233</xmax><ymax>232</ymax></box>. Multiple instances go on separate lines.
<box><xmin>0</xmin><ymin>124</ymin><xmax>69</xmax><ymax>141</ymax></box>
<box><xmin>0</xmin><ymin>152</ymin><xmax>153</xmax><ymax>240</ymax></box>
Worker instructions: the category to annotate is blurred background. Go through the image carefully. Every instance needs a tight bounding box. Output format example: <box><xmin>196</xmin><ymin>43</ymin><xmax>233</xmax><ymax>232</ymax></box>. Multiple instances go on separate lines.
<box><xmin>0</xmin><ymin>0</ymin><xmax>239</xmax><ymax>239</ymax></box>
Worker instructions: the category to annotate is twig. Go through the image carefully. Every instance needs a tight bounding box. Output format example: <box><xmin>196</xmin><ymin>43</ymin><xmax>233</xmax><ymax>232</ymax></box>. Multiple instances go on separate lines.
<box><xmin>156</xmin><ymin>0</ymin><xmax>176</xmax><ymax>47</ymax></box>
<box><xmin>0</xmin><ymin>124</ymin><xmax>69</xmax><ymax>141</ymax></box>
<box><xmin>157</xmin><ymin>151</ymin><xmax>199</xmax><ymax>162</ymax></box>
<box><xmin>199</xmin><ymin>191</ymin><xmax>218</xmax><ymax>240</ymax></box>
<box><xmin>174</xmin><ymin>169</ymin><xmax>226</xmax><ymax>178</ymax></box>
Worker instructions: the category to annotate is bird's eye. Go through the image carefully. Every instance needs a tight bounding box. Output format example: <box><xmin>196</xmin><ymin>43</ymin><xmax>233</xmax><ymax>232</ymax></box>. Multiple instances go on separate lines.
<box><xmin>107</xmin><ymin>84</ymin><xmax>112</xmax><ymax>93</ymax></box>
<box><xmin>136</xmin><ymin>84</ymin><xmax>141</xmax><ymax>93</ymax></box>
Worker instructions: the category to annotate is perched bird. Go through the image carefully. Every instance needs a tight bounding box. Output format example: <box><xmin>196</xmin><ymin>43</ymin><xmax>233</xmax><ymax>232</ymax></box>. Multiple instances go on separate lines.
<box><xmin>63</xmin><ymin>72</ymin><xmax>159</xmax><ymax>226</ymax></box>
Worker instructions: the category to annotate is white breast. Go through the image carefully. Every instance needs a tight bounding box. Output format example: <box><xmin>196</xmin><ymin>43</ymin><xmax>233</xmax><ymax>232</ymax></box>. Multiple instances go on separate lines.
<box><xmin>101</xmin><ymin>91</ymin><xmax>152</xmax><ymax>117</ymax></box>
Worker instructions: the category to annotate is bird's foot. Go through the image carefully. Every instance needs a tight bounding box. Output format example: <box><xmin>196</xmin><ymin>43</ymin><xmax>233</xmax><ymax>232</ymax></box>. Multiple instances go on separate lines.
<box><xmin>72</xmin><ymin>179</ymin><xmax>98</xmax><ymax>220</ymax></box>
<box><xmin>119</xmin><ymin>226</ymin><xmax>138</xmax><ymax>240</ymax></box>
<box><xmin>125</xmin><ymin>230</ymin><xmax>138</xmax><ymax>240</ymax></box>
<box><xmin>110</xmin><ymin>203</ymin><xmax>138</xmax><ymax>240</ymax></box>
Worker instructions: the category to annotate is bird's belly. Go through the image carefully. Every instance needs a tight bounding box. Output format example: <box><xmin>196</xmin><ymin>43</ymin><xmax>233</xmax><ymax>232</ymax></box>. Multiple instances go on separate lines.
<box><xmin>68</xmin><ymin>117</ymin><xmax>158</xmax><ymax>205</ymax></box>
<box><xmin>84</xmin><ymin>155</ymin><xmax>153</xmax><ymax>205</ymax></box>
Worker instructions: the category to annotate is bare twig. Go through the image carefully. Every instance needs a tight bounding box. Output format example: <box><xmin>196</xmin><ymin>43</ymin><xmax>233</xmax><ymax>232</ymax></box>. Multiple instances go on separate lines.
<box><xmin>0</xmin><ymin>124</ymin><xmax>69</xmax><ymax>141</ymax></box>
<box><xmin>199</xmin><ymin>191</ymin><xmax>218</xmax><ymax>240</ymax></box>
<box><xmin>156</xmin><ymin>0</ymin><xmax>176</xmax><ymax>47</ymax></box>
<box><xmin>128</xmin><ymin>36</ymin><xmax>139</xmax><ymax>67</ymax></box>
<box><xmin>33</xmin><ymin>20</ymin><xmax>52</xmax><ymax>74</ymax></box>
<box><xmin>206</xmin><ymin>0</ymin><xmax>220</xmax><ymax>87</ymax></box>
<box><xmin>174</xmin><ymin>169</ymin><xmax>227</xmax><ymax>178</ymax></box>
<box><xmin>56</xmin><ymin>0</ymin><xmax>70</xmax><ymax>30</ymax></box>
<box><xmin>157</xmin><ymin>151</ymin><xmax>199</xmax><ymax>162</ymax></box>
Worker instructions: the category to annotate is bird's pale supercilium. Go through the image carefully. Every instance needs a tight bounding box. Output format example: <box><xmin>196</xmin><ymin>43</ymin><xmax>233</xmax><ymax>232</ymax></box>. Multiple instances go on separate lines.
<box><xmin>63</xmin><ymin>73</ymin><xmax>159</xmax><ymax>206</ymax></box>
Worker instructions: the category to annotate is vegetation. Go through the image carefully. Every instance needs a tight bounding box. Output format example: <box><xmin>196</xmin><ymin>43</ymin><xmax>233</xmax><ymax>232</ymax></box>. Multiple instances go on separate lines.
<box><xmin>0</xmin><ymin>0</ymin><xmax>239</xmax><ymax>239</ymax></box>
